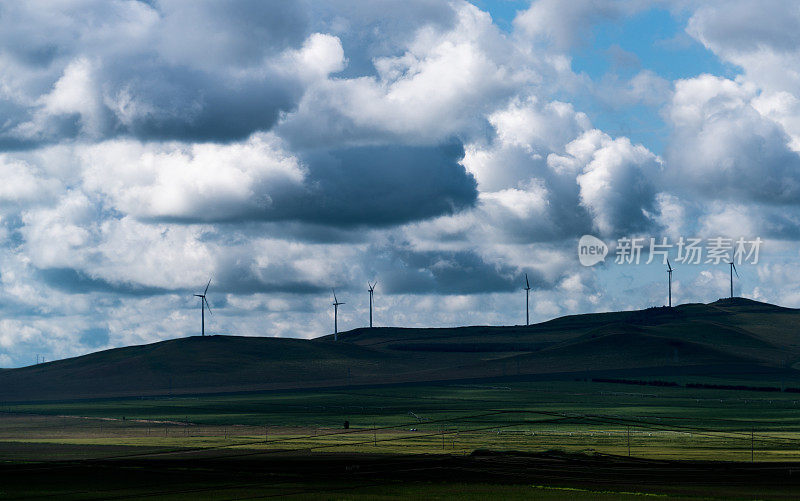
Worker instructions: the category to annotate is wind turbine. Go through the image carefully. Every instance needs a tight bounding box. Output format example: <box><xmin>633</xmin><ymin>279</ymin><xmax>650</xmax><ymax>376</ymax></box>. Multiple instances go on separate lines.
<box><xmin>332</xmin><ymin>288</ymin><xmax>344</xmax><ymax>341</ymax></box>
<box><xmin>524</xmin><ymin>273</ymin><xmax>531</xmax><ymax>326</ymax></box>
<box><xmin>666</xmin><ymin>259</ymin><xmax>673</xmax><ymax>307</ymax></box>
<box><xmin>729</xmin><ymin>262</ymin><xmax>739</xmax><ymax>298</ymax></box>
<box><xmin>193</xmin><ymin>278</ymin><xmax>212</xmax><ymax>336</ymax></box>
<box><xmin>367</xmin><ymin>281</ymin><xmax>377</xmax><ymax>328</ymax></box>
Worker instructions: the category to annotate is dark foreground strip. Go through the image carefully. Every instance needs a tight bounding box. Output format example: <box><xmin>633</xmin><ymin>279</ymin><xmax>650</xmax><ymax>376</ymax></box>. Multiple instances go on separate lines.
<box><xmin>3</xmin><ymin>450</ymin><xmax>800</xmax><ymax>500</ymax></box>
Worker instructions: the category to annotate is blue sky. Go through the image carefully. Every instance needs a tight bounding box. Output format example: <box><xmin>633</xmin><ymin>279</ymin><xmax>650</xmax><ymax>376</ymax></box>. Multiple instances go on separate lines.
<box><xmin>481</xmin><ymin>2</ymin><xmax>737</xmax><ymax>154</ymax></box>
<box><xmin>570</xmin><ymin>7</ymin><xmax>737</xmax><ymax>154</ymax></box>
<box><xmin>1</xmin><ymin>0</ymin><xmax>799</xmax><ymax>367</ymax></box>
<box><xmin>473</xmin><ymin>0</ymin><xmax>530</xmax><ymax>30</ymax></box>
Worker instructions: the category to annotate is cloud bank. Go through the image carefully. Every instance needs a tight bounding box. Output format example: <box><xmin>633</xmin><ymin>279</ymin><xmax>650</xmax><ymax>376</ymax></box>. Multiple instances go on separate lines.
<box><xmin>0</xmin><ymin>0</ymin><xmax>799</xmax><ymax>367</ymax></box>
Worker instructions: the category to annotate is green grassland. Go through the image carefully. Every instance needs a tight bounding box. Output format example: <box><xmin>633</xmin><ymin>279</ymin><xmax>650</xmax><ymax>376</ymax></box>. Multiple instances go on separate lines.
<box><xmin>5</xmin><ymin>379</ymin><xmax>800</xmax><ymax>498</ymax></box>
<box><xmin>5</xmin><ymin>379</ymin><xmax>800</xmax><ymax>499</ymax></box>
<box><xmin>4</xmin><ymin>299</ymin><xmax>800</xmax><ymax>498</ymax></box>
<box><xmin>4</xmin><ymin>379</ymin><xmax>800</xmax><ymax>462</ymax></box>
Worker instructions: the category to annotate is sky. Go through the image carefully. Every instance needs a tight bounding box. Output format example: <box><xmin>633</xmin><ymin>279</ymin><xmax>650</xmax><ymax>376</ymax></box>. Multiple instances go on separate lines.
<box><xmin>1</xmin><ymin>0</ymin><xmax>800</xmax><ymax>367</ymax></box>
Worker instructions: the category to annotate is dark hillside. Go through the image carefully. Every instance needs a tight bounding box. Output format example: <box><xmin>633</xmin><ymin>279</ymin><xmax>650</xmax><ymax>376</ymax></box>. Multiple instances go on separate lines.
<box><xmin>2</xmin><ymin>299</ymin><xmax>799</xmax><ymax>402</ymax></box>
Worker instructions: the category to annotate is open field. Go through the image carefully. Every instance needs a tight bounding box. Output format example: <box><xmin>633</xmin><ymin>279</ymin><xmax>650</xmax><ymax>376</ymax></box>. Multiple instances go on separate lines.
<box><xmin>5</xmin><ymin>381</ymin><xmax>800</xmax><ymax>498</ymax></box>
<box><xmin>4</xmin><ymin>300</ymin><xmax>800</xmax><ymax>497</ymax></box>
<box><xmin>5</xmin><ymin>378</ymin><xmax>800</xmax><ymax>462</ymax></box>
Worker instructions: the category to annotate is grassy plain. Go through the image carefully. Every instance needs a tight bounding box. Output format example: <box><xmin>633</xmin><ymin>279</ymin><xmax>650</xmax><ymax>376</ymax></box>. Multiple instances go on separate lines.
<box><xmin>4</xmin><ymin>298</ymin><xmax>800</xmax><ymax>498</ymax></box>
<box><xmin>4</xmin><ymin>379</ymin><xmax>800</xmax><ymax>461</ymax></box>
<box><xmin>4</xmin><ymin>379</ymin><xmax>800</xmax><ymax>498</ymax></box>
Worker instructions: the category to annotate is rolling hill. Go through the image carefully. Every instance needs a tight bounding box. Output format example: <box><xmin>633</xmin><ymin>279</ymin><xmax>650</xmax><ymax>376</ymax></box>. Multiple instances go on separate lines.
<box><xmin>2</xmin><ymin>298</ymin><xmax>799</xmax><ymax>402</ymax></box>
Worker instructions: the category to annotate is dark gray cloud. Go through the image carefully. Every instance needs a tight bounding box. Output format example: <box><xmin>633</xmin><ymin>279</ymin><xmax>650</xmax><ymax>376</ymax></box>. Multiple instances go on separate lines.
<box><xmin>364</xmin><ymin>244</ymin><xmax>553</xmax><ymax>295</ymax></box>
<box><xmin>154</xmin><ymin>0</ymin><xmax>312</xmax><ymax>64</ymax></box>
<box><xmin>37</xmin><ymin>267</ymin><xmax>173</xmax><ymax>296</ymax></box>
<box><xmin>0</xmin><ymin>0</ymin><xmax>470</xmax><ymax>149</ymax></box>
<box><xmin>212</xmin><ymin>254</ymin><xmax>326</xmax><ymax>295</ymax></box>
<box><xmin>289</xmin><ymin>141</ymin><xmax>478</xmax><ymax>227</ymax></box>
<box><xmin>151</xmin><ymin>141</ymin><xmax>479</xmax><ymax>227</ymax></box>
<box><xmin>196</xmin><ymin>221</ymin><xmax>370</xmax><ymax>245</ymax></box>
<box><xmin>759</xmin><ymin>208</ymin><xmax>800</xmax><ymax>238</ymax></box>
<box><xmin>0</xmin><ymin>0</ymin><xmax>316</xmax><ymax>147</ymax></box>
<box><xmin>384</xmin><ymin>250</ymin><xmax>517</xmax><ymax>294</ymax></box>
<box><xmin>102</xmin><ymin>61</ymin><xmax>300</xmax><ymax>142</ymax></box>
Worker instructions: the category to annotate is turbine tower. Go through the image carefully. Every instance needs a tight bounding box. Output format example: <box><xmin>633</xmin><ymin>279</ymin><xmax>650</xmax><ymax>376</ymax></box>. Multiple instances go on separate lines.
<box><xmin>524</xmin><ymin>273</ymin><xmax>531</xmax><ymax>326</ymax></box>
<box><xmin>332</xmin><ymin>288</ymin><xmax>345</xmax><ymax>341</ymax></box>
<box><xmin>729</xmin><ymin>261</ymin><xmax>739</xmax><ymax>298</ymax></box>
<box><xmin>193</xmin><ymin>278</ymin><xmax>212</xmax><ymax>336</ymax></box>
<box><xmin>367</xmin><ymin>281</ymin><xmax>377</xmax><ymax>328</ymax></box>
<box><xmin>667</xmin><ymin>259</ymin><xmax>673</xmax><ymax>307</ymax></box>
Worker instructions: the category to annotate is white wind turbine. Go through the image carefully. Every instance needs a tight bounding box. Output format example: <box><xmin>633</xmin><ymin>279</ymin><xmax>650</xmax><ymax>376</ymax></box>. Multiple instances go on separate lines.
<box><xmin>332</xmin><ymin>288</ymin><xmax>345</xmax><ymax>341</ymax></box>
<box><xmin>193</xmin><ymin>278</ymin><xmax>212</xmax><ymax>336</ymax></box>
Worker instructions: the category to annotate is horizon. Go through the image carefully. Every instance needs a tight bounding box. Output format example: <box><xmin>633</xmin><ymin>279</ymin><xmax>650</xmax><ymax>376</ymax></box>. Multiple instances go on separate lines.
<box><xmin>10</xmin><ymin>295</ymin><xmax>784</xmax><ymax>370</ymax></box>
<box><xmin>2</xmin><ymin>1</ymin><xmax>800</xmax><ymax>367</ymax></box>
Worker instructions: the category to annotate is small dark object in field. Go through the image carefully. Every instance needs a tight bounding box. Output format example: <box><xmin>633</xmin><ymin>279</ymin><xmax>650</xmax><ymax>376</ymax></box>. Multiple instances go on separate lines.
<box><xmin>344</xmin><ymin>420</ymin><xmax>349</xmax><ymax>429</ymax></box>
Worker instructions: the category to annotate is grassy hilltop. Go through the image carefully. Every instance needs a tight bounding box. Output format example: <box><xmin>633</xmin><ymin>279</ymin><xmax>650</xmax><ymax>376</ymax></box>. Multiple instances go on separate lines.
<box><xmin>2</xmin><ymin>297</ymin><xmax>799</xmax><ymax>402</ymax></box>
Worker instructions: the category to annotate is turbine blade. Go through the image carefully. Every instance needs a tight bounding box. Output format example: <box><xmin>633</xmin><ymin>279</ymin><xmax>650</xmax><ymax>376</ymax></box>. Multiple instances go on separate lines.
<box><xmin>204</xmin><ymin>297</ymin><xmax>212</xmax><ymax>316</ymax></box>
<box><xmin>525</xmin><ymin>273</ymin><xmax>530</xmax><ymax>289</ymax></box>
<box><xmin>667</xmin><ymin>259</ymin><xmax>672</xmax><ymax>271</ymax></box>
<box><xmin>204</xmin><ymin>278</ymin><xmax>211</xmax><ymax>295</ymax></box>
<box><xmin>332</xmin><ymin>288</ymin><xmax>337</xmax><ymax>302</ymax></box>
<box><xmin>732</xmin><ymin>262</ymin><xmax>739</xmax><ymax>278</ymax></box>
<box><xmin>193</xmin><ymin>294</ymin><xmax>203</xmax><ymax>297</ymax></box>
